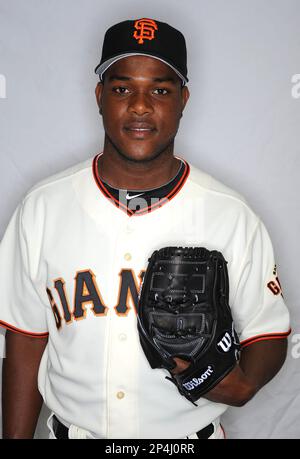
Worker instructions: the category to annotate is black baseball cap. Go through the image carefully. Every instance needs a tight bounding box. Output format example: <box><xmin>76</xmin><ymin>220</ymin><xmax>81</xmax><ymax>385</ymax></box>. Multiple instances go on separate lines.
<box><xmin>95</xmin><ymin>18</ymin><xmax>188</xmax><ymax>85</ymax></box>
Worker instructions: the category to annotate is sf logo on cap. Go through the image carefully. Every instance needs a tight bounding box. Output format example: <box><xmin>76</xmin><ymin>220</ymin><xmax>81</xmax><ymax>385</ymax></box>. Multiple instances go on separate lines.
<box><xmin>133</xmin><ymin>18</ymin><xmax>158</xmax><ymax>44</ymax></box>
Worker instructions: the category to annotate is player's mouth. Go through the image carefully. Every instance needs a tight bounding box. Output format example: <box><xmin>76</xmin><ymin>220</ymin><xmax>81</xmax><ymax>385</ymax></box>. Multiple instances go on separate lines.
<box><xmin>123</xmin><ymin>123</ymin><xmax>156</xmax><ymax>139</ymax></box>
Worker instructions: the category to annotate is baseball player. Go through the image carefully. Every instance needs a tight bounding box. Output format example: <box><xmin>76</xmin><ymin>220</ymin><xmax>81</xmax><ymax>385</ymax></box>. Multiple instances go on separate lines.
<box><xmin>0</xmin><ymin>18</ymin><xmax>290</xmax><ymax>439</ymax></box>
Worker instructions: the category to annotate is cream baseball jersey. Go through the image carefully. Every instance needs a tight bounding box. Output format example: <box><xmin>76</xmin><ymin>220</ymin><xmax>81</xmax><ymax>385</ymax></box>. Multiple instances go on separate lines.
<box><xmin>0</xmin><ymin>154</ymin><xmax>290</xmax><ymax>438</ymax></box>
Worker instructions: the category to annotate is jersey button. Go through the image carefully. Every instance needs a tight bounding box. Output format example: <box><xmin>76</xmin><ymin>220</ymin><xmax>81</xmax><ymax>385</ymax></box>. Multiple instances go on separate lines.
<box><xmin>119</xmin><ymin>333</ymin><xmax>127</xmax><ymax>341</ymax></box>
<box><xmin>124</xmin><ymin>253</ymin><xmax>132</xmax><ymax>261</ymax></box>
<box><xmin>117</xmin><ymin>391</ymin><xmax>125</xmax><ymax>400</ymax></box>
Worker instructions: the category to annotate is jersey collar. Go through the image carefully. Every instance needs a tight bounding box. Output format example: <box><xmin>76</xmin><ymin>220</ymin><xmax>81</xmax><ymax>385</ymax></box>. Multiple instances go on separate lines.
<box><xmin>92</xmin><ymin>153</ymin><xmax>190</xmax><ymax>217</ymax></box>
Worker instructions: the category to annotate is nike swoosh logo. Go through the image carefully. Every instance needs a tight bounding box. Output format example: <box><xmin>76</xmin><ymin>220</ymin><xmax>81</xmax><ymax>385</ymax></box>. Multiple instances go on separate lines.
<box><xmin>126</xmin><ymin>193</ymin><xmax>145</xmax><ymax>200</ymax></box>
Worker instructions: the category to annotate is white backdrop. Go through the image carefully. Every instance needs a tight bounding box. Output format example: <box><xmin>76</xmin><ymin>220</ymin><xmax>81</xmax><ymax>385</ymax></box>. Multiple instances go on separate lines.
<box><xmin>0</xmin><ymin>0</ymin><xmax>299</xmax><ymax>439</ymax></box>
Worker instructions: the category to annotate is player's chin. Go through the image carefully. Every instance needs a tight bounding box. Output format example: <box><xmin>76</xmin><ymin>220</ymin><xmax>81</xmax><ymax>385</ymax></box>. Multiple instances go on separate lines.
<box><xmin>119</xmin><ymin>134</ymin><xmax>176</xmax><ymax>163</ymax></box>
<box><xmin>117</xmin><ymin>141</ymin><xmax>166</xmax><ymax>163</ymax></box>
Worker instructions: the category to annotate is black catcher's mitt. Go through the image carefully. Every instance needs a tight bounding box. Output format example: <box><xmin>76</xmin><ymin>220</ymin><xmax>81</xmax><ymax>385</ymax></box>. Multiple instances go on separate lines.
<box><xmin>137</xmin><ymin>247</ymin><xmax>240</xmax><ymax>404</ymax></box>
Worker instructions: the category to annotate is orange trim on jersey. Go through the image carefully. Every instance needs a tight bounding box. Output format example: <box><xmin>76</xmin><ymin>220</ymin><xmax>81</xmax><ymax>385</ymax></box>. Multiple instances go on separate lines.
<box><xmin>134</xmin><ymin>161</ymin><xmax>190</xmax><ymax>216</ymax></box>
<box><xmin>92</xmin><ymin>155</ymin><xmax>129</xmax><ymax>213</ymax></box>
<box><xmin>220</xmin><ymin>424</ymin><xmax>226</xmax><ymax>439</ymax></box>
<box><xmin>92</xmin><ymin>154</ymin><xmax>190</xmax><ymax>217</ymax></box>
<box><xmin>240</xmin><ymin>329</ymin><xmax>291</xmax><ymax>348</ymax></box>
<box><xmin>0</xmin><ymin>320</ymin><xmax>49</xmax><ymax>338</ymax></box>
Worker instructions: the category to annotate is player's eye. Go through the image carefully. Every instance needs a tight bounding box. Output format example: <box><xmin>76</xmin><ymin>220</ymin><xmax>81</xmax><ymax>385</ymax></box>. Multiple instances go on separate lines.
<box><xmin>113</xmin><ymin>86</ymin><xmax>130</xmax><ymax>94</ymax></box>
<box><xmin>153</xmin><ymin>88</ymin><xmax>169</xmax><ymax>95</ymax></box>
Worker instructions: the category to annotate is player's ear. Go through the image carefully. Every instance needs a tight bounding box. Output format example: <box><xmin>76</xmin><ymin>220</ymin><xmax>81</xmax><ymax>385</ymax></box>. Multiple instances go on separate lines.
<box><xmin>181</xmin><ymin>85</ymin><xmax>190</xmax><ymax>113</ymax></box>
<box><xmin>95</xmin><ymin>82</ymin><xmax>104</xmax><ymax>115</ymax></box>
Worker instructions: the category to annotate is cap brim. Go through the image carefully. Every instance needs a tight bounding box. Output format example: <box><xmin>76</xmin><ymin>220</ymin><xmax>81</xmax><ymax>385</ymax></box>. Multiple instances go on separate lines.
<box><xmin>95</xmin><ymin>53</ymin><xmax>188</xmax><ymax>85</ymax></box>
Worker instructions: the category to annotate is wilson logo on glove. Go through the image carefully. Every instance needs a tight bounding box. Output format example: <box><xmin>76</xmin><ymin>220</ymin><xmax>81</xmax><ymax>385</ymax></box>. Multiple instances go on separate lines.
<box><xmin>137</xmin><ymin>246</ymin><xmax>240</xmax><ymax>405</ymax></box>
<box><xmin>217</xmin><ymin>331</ymin><xmax>233</xmax><ymax>353</ymax></box>
<box><xmin>182</xmin><ymin>366</ymin><xmax>214</xmax><ymax>391</ymax></box>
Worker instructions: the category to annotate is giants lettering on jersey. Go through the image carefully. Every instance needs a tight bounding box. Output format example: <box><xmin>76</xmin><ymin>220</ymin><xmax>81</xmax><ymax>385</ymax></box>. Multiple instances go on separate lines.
<box><xmin>46</xmin><ymin>269</ymin><xmax>145</xmax><ymax>329</ymax></box>
<box><xmin>46</xmin><ymin>266</ymin><xmax>284</xmax><ymax>330</ymax></box>
<box><xmin>267</xmin><ymin>264</ymin><xmax>283</xmax><ymax>296</ymax></box>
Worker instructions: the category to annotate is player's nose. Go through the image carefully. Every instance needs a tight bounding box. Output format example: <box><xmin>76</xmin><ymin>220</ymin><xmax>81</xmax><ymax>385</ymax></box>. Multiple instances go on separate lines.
<box><xmin>127</xmin><ymin>92</ymin><xmax>154</xmax><ymax>116</ymax></box>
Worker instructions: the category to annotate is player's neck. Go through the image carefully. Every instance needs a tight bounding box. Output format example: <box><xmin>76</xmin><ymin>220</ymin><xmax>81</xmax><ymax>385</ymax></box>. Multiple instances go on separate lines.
<box><xmin>98</xmin><ymin>143</ymin><xmax>181</xmax><ymax>191</ymax></box>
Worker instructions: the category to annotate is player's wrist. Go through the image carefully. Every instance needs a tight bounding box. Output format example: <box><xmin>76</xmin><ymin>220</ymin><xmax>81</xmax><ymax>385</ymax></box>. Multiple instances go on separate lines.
<box><xmin>202</xmin><ymin>364</ymin><xmax>257</xmax><ymax>407</ymax></box>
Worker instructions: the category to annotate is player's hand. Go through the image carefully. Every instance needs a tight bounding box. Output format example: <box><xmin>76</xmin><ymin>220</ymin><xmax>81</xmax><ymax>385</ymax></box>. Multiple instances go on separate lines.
<box><xmin>171</xmin><ymin>359</ymin><xmax>256</xmax><ymax>407</ymax></box>
<box><xmin>171</xmin><ymin>357</ymin><xmax>191</xmax><ymax>375</ymax></box>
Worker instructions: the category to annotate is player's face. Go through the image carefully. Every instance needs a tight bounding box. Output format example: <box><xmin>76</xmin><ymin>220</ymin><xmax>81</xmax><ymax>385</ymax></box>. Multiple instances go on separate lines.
<box><xmin>95</xmin><ymin>55</ymin><xmax>189</xmax><ymax>163</ymax></box>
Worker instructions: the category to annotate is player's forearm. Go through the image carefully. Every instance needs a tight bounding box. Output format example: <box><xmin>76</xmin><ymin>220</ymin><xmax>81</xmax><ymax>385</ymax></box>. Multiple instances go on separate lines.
<box><xmin>2</xmin><ymin>373</ymin><xmax>44</xmax><ymax>439</ymax></box>
<box><xmin>203</xmin><ymin>338</ymin><xmax>288</xmax><ymax>407</ymax></box>
<box><xmin>2</xmin><ymin>331</ymin><xmax>48</xmax><ymax>439</ymax></box>
<box><xmin>202</xmin><ymin>363</ymin><xmax>257</xmax><ymax>406</ymax></box>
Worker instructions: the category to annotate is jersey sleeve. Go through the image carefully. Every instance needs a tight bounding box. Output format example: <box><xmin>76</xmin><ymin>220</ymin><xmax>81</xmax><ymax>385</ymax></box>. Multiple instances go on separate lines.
<box><xmin>0</xmin><ymin>201</ymin><xmax>48</xmax><ymax>337</ymax></box>
<box><xmin>231</xmin><ymin>219</ymin><xmax>290</xmax><ymax>347</ymax></box>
